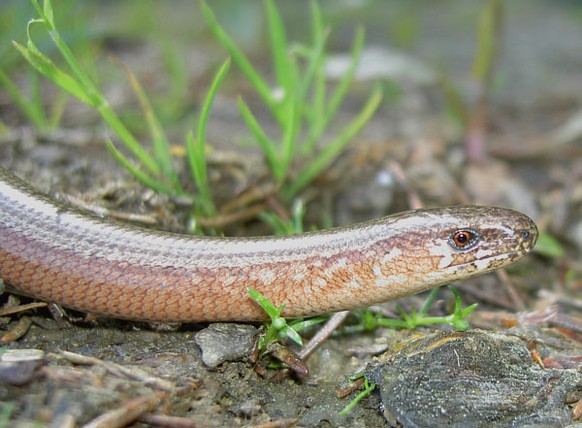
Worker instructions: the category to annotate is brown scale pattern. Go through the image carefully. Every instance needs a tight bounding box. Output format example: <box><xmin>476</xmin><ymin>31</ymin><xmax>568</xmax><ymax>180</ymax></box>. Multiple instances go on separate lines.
<box><xmin>0</xmin><ymin>168</ymin><xmax>539</xmax><ymax>322</ymax></box>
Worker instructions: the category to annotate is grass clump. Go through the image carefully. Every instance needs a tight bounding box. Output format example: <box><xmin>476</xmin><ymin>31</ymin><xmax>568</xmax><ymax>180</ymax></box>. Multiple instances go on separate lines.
<box><xmin>10</xmin><ymin>0</ymin><xmax>381</xmax><ymax>226</ymax></box>
<box><xmin>202</xmin><ymin>0</ymin><xmax>382</xmax><ymax>198</ymax></box>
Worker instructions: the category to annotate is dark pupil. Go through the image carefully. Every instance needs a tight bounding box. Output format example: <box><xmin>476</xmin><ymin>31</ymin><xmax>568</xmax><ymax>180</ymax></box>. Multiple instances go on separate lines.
<box><xmin>455</xmin><ymin>232</ymin><xmax>469</xmax><ymax>245</ymax></box>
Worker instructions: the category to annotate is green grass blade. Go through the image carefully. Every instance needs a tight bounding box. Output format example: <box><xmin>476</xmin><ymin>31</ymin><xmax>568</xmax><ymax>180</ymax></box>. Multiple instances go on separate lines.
<box><xmin>238</xmin><ymin>97</ymin><xmax>281</xmax><ymax>179</ymax></box>
<box><xmin>186</xmin><ymin>58</ymin><xmax>230</xmax><ymax>216</ymax></box>
<box><xmin>472</xmin><ymin>0</ymin><xmax>502</xmax><ymax>81</ymax></box>
<box><xmin>281</xmin><ymin>325</ymin><xmax>303</xmax><ymax>346</ymax></box>
<box><xmin>325</xmin><ymin>26</ymin><xmax>365</xmax><ymax>126</ymax></box>
<box><xmin>158</xmin><ymin>37</ymin><xmax>190</xmax><ymax>119</ymax></box>
<box><xmin>300</xmin><ymin>49</ymin><xmax>327</xmax><ymax>151</ymax></box>
<box><xmin>288</xmin><ymin>84</ymin><xmax>383</xmax><ymax>196</ymax></box>
<box><xmin>265</xmin><ymin>0</ymin><xmax>292</xmax><ymax>94</ymax></box>
<box><xmin>264</xmin><ymin>0</ymin><xmax>300</xmax><ymax>128</ymax></box>
<box><xmin>105</xmin><ymin>139</ymin><xmax>172</xmax><ymax>194</ymax></box>
<box><xmin>13</xmin><ymin>39</ymin><xmax>92</xmax><ymax>105</ymax></box>
<box><xmin>41</xmin><ymin>0</ymin><xmax>54</xmax><ymax>28</ymax></box>
<box><xmin>303</xmin><ymin>26</ymin><xmax>365</xmax><ymax>154</ymax></box>
<box><xmin>0</xmin><ymin>67</ymin><xmax>47</xmax><ymax>129</ymax></box>
<box><xmin>289</xmin><ymin>315</ymin><xmax>327</xmax><ymax>333</ymax></box>
<box><xmin>259</xmin><ymin>211</ymin><xmax>291</xmax><ymax>235</ymax></box>
<box><xmin>201</xmin><ymin>1</ymin><xmax>276</xmax><ymax>111</ymax></box>
<box><xmin>19</xmin><ymin>5</ymin><xmax>162</xmax><ymax>178</ymax></box>
<box><xmin>119</xmin><ymin>60</ymin><xmax>181</xmax><ymax>192</ymax></box>
<box><xmin>47</xmin><ymin>84</ymin><xmax>67</xmax><ymax>128</ymax></box>
<box><xmin>339</xmin><ymin>378</ymin><xmax>376</xmax><ymax>416</ymax></box>
<box><xmin>186</xmin><ymin>132</ymin><xmax>215</xmax><ymax>216</ymax></box>
<box><xmin>290</xmin><ymin>198</ymin><xmax>305</xmax><ymax>234</ymax></box>
<box><xmin>418</xmin><ymin>287</ymin><xmax>440</xmax><ymax>316</ymax></box>
<box><xmin>279</xmin><ymin>94</ymin><xmax>300</xmax><ymax>182</ymax></box>
<box><xmin>32</xmin><ymin>0</ymin><xmax>97</xmax><ymax>103</ymax></box>
<box><xmin>247</xmin><ymin>287</ymin><xmax>280</xmax><ymax>318</ymax></box>
<box><xmin>194</xmin><ymin>57</ymin><xmax>231</xmax><ymax>171</ymax></box>
<box><xmin>99</xmin><ymin>106</ymin><xmax>161</xmax><ymax>176</ymax></box>
<box><xmin>298</xmin><ymin>0</ymin><xmax>327</xmax><ymax>105</ymax></box>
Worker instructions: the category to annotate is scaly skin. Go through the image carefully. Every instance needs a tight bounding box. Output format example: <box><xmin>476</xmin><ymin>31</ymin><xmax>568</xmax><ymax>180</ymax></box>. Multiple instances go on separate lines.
<box><xmin>0</xmin><ymin>168</ymin><xmax>538</xmax><ymax>322</ymax></box>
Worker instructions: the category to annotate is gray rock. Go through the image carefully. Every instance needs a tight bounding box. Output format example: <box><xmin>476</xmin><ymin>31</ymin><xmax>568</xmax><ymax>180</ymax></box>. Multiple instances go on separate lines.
<box><xmin>195</xmin><ymin>323</ymin><xmax>258</xmax><ymax>368</ymax></box>
<box><xmin>367</xmin><ymin>329</ymin><xmax>581</xmax><ymax>427</ymax></box>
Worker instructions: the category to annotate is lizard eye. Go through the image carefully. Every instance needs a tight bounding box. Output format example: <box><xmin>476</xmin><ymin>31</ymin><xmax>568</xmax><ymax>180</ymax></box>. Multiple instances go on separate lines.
<box><xmin>449</xmin><ymin>229</ymin><xmax>479</xmax><ymax>250</ymax></box>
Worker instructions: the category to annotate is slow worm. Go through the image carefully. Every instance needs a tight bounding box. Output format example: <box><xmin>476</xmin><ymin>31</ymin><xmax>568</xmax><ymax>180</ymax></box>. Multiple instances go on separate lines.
<box><xmin>0</xmin><ymin>168</ymin><xmax>538</xmax><ymax>322</ymax></box>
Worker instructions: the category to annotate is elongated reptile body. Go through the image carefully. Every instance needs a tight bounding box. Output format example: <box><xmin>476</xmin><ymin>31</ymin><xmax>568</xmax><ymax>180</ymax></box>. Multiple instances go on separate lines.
<box><xmin>0</xmin><ymin>168</ymin><xmax>538</xmax><ymax>321</ymax></box>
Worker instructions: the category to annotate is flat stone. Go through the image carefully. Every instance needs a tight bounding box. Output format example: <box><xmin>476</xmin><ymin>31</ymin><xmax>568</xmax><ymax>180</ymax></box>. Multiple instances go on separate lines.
<box><xmin>195</xmin><ymin>323</ymin><xmax>258</xmax><ymax>368</ymax></box>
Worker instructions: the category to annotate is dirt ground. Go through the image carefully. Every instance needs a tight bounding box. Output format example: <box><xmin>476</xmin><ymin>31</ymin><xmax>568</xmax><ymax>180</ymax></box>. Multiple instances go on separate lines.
<box><xmin>1</xmin><ymin>1</ymin><xmax>582</xmax><ymax>427</ymax></box>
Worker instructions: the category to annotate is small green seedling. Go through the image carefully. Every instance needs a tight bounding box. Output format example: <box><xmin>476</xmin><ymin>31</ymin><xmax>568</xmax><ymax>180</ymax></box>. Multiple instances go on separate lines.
<box><xmin>247</xmin><ymin>287</ymin><xmax>326</xmax><ymax>351</ymax></box>
<box><xmin>345</xmin><ymin>286</ymin><xmax>478</xmax><ymax>333</ymax></box>
<box><xmin>339</xmin><ymin>372</ymin><xmax>376</xmax><ymax>416</ymax></box>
